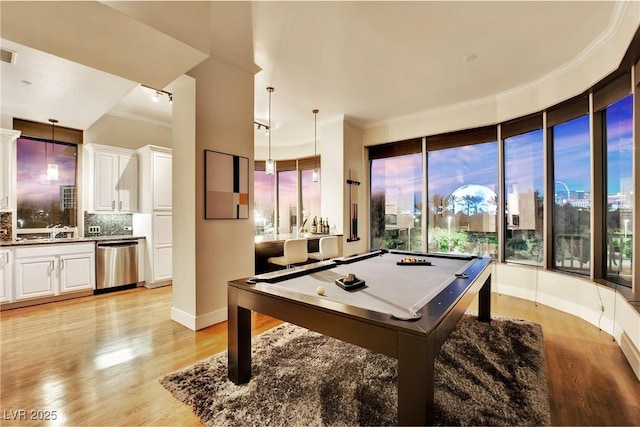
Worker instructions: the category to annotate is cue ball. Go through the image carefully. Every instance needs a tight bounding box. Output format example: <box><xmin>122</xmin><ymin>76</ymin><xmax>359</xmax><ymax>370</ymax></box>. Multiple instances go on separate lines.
<box><xmin>316</xmin><ymin>286</ymin><xmax>325</xmax><ymax>296</ymax></box>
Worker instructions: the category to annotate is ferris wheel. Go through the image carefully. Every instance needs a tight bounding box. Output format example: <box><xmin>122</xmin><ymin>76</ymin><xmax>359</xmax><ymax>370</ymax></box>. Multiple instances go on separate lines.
<box><xmin>554</xmin><ymin>181</ymin><xmax>571</xmax><ymax>203</ymax></box>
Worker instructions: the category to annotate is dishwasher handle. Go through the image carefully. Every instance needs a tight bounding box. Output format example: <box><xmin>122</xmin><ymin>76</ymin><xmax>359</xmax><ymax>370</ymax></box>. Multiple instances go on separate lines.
<box><xmin>97</xmin><ymin>241</ymin><xmax>138</xmax><ymax>248</ymax></box>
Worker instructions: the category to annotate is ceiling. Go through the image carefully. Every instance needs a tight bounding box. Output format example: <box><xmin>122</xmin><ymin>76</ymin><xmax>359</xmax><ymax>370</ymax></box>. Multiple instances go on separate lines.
<box><xmin>0</xmin><ymin>1</ymin><xmax>631</xmax><ymax>149</ymax></box>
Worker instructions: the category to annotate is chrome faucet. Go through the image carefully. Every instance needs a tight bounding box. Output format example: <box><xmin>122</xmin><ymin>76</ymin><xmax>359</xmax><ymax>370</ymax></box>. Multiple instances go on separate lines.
<box><xmin>49</xmin><ymin>224</ymin><xmax>77</xmax><ymax>239</ymax></box>
<box><xmin>48</xmin><ymin>224</ymin><xmax>62</xmax><ymax>239</ymax></box>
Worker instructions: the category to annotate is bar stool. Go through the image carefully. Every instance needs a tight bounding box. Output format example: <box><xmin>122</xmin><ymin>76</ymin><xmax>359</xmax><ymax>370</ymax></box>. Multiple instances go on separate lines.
<box><xmin>308</xmin><ymin>236</ymin><xmax>339</xmax><ymax>261</ymax></box>
<box><xmin>268</xmin><ymin>238</ymin><xmax>308</xmax><ymax>268</ymax></box>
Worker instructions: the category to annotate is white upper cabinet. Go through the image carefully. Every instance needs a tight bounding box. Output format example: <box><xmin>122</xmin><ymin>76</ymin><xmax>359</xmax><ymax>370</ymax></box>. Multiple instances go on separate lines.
<box><xmin>0</xmin><ymin>129</ymin><xmax>20</xmax><ymax>211</ymax></box>
<box><xmin>85</xmin><ymin>144</ymin><xmax>138</xmax><ymax>213</ymax></box>
<box><xmin>137</xmin><ymin>145</ymin><xmax>172</xmax><ymax>212</ymax></box>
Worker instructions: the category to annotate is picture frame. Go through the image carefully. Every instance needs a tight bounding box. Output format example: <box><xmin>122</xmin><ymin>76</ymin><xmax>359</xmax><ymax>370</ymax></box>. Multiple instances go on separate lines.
<box><xmin>204</xmin><ymin>149</ymin><xmax>249</xmax><ymax>219</ymax></box>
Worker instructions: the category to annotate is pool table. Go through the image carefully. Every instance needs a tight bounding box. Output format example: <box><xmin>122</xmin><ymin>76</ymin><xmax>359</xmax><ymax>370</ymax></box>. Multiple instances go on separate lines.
<box><xmin>228</xmin><ymin>250</ymin><xmax>492</xmax><ymax>425</ymax></box>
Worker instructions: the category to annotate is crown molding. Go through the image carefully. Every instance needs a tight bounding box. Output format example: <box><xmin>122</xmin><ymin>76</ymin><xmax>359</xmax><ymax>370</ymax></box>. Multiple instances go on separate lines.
<box><xmin>105</xmin><ymin>110</ymin><xmax>172</xmax><ymax>129</ymax></box>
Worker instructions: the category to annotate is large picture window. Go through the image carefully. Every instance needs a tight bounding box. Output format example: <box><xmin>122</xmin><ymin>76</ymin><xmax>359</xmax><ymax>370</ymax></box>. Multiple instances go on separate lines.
<box><xmin>370</xmin><ymin>152</ymin><xmax>423</xmax><ymax>251</ymax></box>
<box><xmin>428</xmin><ymin>142</ymin><xmax>498</xmax><ymax>257</ymax></box>
<box><xmin>254</xmin><ymin>170</ymin><xmax>275</xmax><ymax>235</ymax></box>
<box><xmin>551</xmin><ymin>114</ymin><xmax>591</xmax><ymax>275</ymax></box>
<box><xmin>277</xmin><ymin>169</ymin><xmax>297</xmax><ymax>234</ymax></box>
<box><xmin>16</xmin><ymin>137</ymin><xmax>78</xmax><ymax>229</ymax></box>
<box><xmin>603</xmin><ymin>94</ymin><xmax>633</xmax><ymax>287</ymax></box>
<box><xmin>504</xmin><ymin>129</ymin><xmax>544</xmax><ymax>265</ymax></box>
<box><xmin>300</xmin><ymin>169</ymin><xmax>321</xmax><ymax>232</ymax></box>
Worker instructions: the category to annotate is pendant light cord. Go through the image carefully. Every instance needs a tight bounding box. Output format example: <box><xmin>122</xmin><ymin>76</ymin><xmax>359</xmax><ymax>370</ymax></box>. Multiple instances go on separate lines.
<box><xmin>313</xmin><ymin>109</ymin><xmax>319</xmax><ymax>169</ymax></box>
<box><xmin>267</xmin><ymin>87</ymin><xmax>274</xmax><ymax>160</ymax></box>
<box><xmin>48</xmin><ymin>118</ymin><xmax>58</xmax><ymax>167</ymax></box>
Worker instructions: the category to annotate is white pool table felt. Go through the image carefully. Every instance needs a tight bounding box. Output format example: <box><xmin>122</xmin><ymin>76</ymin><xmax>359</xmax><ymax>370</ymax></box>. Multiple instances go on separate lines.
<box><xmin>254</xmin><ymin>252</ymin><xmax>475</xmax><ymax>320</ymax></box>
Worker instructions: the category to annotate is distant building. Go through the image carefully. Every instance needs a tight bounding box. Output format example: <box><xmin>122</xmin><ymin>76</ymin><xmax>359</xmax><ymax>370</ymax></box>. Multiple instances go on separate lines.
<box><xmin>60</xmin><ymin>185</ymin><xmax>76</xmax><ymax>210</ymax></box>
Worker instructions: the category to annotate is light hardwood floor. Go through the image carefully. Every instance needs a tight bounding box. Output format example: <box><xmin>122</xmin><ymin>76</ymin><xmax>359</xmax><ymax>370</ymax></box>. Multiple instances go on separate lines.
<box><xmin>1</xmin><ymin>286</ymin><xmax>638</xmax><ymax>426</ymax></box>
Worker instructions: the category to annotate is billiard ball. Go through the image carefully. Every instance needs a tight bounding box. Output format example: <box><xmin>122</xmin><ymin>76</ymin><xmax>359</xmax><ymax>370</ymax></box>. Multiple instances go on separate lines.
<box><xmin>316</xmin><ymin>286</ymin><xmax>325</xmax><ymax>296</ymax></box>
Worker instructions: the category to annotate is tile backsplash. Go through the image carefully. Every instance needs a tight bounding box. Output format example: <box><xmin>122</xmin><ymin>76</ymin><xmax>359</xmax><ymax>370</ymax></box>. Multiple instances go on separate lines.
<box><xmin>0</xmin><ymin>212</ymin><xmax>11</xmax><ymax>242</ymax></box>
<box><xmin>84</xmin><ymin>212</ymin><xmax>133</xmax><ymax>236</ymax></box>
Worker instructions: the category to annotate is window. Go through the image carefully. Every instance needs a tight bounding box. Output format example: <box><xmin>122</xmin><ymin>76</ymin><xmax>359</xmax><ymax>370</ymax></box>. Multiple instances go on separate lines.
<box><xmin>300</xmin><ymin>169</ymin><xmax>321</xmax><ymax>232</ymax></box>
<box><xmin>370</xmin><ymin>152</ymin><xmax>423</xmax><ymax>251</ymax></box>
<box><xmin>277</xmin><ymin>169</ymin><xmax>298</xmax><ymax>234</ymax></box>
<box><xmin>603</xmin><ymin>94</ymin><xmax>633</xmax><ymax>287</ymax></box>
<box><xmin>16</xmin><ymin>137</ymin><xmax>78</xmax><ymax>229</ymax></box>
<box><xmin>254</xmin><ymin>158</ymin><xmax>320</xmax><ymax>237</ymax></box>
<box><xmin>551</xmin><ymin>114</ymin><xmax>591</xmax><ymax>275</ymax></box>
<box><xmin>254</xmin><ymin>170</ymin><xmax>275</xmax><ymax>236</ymax></box>
<box><xmin>504</xmin><ymin>129</ymin><xmax>544</xmax><ymax>265</ymax></box>
<box><xmin>428</xmin><ymin>142</ymin><xmax>498</xmax><ymax>257</ymax></box>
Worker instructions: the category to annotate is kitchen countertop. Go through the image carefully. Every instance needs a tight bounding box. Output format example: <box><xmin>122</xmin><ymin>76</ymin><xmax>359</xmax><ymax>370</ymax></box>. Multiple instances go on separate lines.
<box><xmin>0</xmin><ymin>235</ymin><xmax>146</xmax><ymax>247</ymax></box>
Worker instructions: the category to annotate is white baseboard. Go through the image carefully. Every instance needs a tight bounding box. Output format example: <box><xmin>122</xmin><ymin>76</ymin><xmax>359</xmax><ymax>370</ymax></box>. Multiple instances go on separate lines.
<box><xmin>144</xmin><ymin>280</ymin><xmax>172</xmax><ymax>289</ymax></box>
<box><xmin>170</xmin><ymin>306</ymin><xmax>227</xmax><ymax>331</ymax></box>
<box><xmin>621</xmin><ymin>331</ymin><xmax>640</xmax><ymax>381</ymax></box>
<box><xmin>171</xmin><ymin>306</ymin><xmax>196</xmax><ymax>330</ymax></box>
<box><xmin>195</xmin><ymin>308</ymin><xmax>227</xmax><ymax>330</ymax></box>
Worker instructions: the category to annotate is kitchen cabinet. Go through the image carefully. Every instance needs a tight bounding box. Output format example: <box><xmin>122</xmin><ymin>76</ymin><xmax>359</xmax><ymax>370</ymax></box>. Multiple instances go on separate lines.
<box><xmin>133</xmin><ymin>145</ymin><xmax>172</xmax><ymax>288</ymax></box>
<box><xmin>0</xmin><ymin>128</ymin><xmax>20</xmax><ymax>210</ymax></box>
<box><xmin>85</xmin><ymin>144</ymin><xmax>138</xmax><ymax>212</ymax></box>
<box><xmin>133</xmin><ymin>212</ymin><xmax>172</xmax><ymax>288</ymax></box>
<box><xmin>13</xmin><ymin>243</ymin><xmax>95</xmax><ymax>301</ymax></box>
<box><xmin>0</xmin><ymin>249</ymin><xmax>12</xmax><ymax>303</ymax></box>
<box><xmin>152</xmin><ymin>212</ymin><xmax>173</xmax><ymax>283</ymax></box>
<box><xmin>137</xmin><ymin>145</ymin><xmax>172</xmax><ymax>212</ymax></box>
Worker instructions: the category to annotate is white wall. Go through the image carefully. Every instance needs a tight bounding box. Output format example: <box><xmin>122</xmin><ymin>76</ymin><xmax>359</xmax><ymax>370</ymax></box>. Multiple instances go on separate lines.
<box><xmin>320</xmin><ymin>119</ymin><xmax>345</xmax><ymax>238</ymax></box>
<box><xmin>184</xmin><ymin>53</ymin><xmax>255</xmax><ymax>331</ymax></box>
<box><xmin>170</xmin><ymin>74</ymin><xmax>197</xmax><ymax>327</ymax></box>
<box><xmin>495</xmin><ymin>262</ymin><xmax>640</xmax><ymax>379</ymax></box>
<box><xmin>85</xmin><ymin>114</ymin><xmax>171</xmax><ymax>150</ymax></box>
<box><xmin>344</xmin><ymin>120</ymin><xmax>367</xmax><ymax>255</ymax></box>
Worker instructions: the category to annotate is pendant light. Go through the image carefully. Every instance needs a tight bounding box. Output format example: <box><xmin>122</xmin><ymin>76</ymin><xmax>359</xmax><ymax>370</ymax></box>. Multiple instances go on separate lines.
<box><xmin>265</xmin><ymin>87</ymin><xmax>275</xmax><ymax>175</ymax></box>
<box><xmin>47</xmin><ymin>118</ymin><xmax>59</xmax><ymax>182</ymax></box>
<box><xmin>312</xmin><ymin>109</ymin><xmax>319</xmax><ymax>182</ymax></box>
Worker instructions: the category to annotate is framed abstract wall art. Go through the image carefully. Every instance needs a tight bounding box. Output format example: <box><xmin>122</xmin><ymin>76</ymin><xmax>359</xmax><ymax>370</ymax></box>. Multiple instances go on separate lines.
<box><xmin>204</xmin><ymin>150</ymin><xmax>249</xmax><ymax>219</ymax></box>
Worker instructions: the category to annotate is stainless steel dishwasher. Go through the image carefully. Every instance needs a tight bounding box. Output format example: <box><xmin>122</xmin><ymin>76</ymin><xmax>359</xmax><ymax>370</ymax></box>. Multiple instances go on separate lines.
<box><xmin>96</xmin><ymin>240</ymin><xmax>139</xmax><ymax>290</ymax></box>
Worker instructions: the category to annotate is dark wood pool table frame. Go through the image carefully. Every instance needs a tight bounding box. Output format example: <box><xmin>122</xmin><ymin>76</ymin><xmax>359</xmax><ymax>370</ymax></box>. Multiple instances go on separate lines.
<box><xmin>228</xmin><ymin>251</ymin><xmax>492</xmax><ymax>426</ymax></box>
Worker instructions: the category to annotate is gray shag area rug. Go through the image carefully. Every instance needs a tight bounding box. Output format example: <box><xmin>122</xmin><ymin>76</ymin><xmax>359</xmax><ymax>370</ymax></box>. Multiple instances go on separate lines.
<box><xmin>160</xmin><ymin>315</ymin><xmax>550</xmax><ymax>426</ymax></box>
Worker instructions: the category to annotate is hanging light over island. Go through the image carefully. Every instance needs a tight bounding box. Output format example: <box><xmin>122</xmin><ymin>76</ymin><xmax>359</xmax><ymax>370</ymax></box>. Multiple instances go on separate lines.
<box><xmin>265</xmin><ymin>86</ymin><xmax>275</xmax><ymax>175</ymax></box>
<box><xmin>312</xmin><ymin>109</ymin><xmax>319</xmax><ymax>182</ymax></box>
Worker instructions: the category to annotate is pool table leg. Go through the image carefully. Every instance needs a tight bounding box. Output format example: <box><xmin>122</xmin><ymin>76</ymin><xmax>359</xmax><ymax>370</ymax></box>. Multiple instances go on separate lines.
<box><xmin>478</xmin><ymin>273</ymin><xmax>492</xmax><ymax>322</ymax></box>
<box><xmin>228</xmin><ymin>286</ymin><xmax>252</xmax><ymax>384</ymax></box>
<box><xmin>397</xmin><ymin>330</ymin><xmax>436</xmax><ymax>426</ymax></box>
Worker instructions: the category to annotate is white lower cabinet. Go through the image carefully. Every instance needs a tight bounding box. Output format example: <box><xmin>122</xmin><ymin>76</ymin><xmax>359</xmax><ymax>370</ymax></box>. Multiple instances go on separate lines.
<box><xmin>14</xmin><ymin>255</ymin><xmax>57</xmax><ymax>299</ymax></box>
<box><xmin>13</xmin><ymin>243</ymin><xmax>95</xmax><ymax>302</ymax></box>
<box><xmin>0</xmin><ymin>249</ymin><xmax>12</xmax><ymax>303</ymax></box>
<box><xmin>132</xmin><ymin>212</ymin><xmax>172</xmax><ymax>288</ymax></box>
<box><xmin>59</xmin><ymin>252</ymin><xmax>95</xmax><ymax>293</ymax></box>
<box><xmin>152</xmin><ymin>213</ymin><xmax>172</xmax><ymax>283</ymax></box>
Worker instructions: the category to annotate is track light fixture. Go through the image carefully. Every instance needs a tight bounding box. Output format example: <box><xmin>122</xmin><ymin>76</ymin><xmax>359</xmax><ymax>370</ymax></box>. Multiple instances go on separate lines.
<box><xmin>141</xmin><ymin>84</ymin><xmax>173</xmax><ymax>104</ymax></box>
<box><xmin>254</xmin><ymin>121</ymin><xmax>270</xmax><ymax>134</ymax></box>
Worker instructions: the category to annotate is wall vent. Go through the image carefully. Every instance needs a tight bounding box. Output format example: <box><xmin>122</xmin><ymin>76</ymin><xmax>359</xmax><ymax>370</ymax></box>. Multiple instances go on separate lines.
<box><xmin>1</xmin><ymin>48</ymin><xmax>16</xmax><ymax>64</ymax></box>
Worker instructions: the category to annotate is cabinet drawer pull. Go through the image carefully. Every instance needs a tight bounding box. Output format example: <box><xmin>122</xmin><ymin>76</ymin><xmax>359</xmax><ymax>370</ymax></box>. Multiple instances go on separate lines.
<box><xmin>119</xmin><ymin>200</ymin><xmax>122</xmax><ymax>210</ymax></box>
<box><xmin>112</xmin><ymin>200</ymin><xmax>115</xmax><ymax>209</ymax></box>
<box><xmin>60</xmin><ymin>259</ymin><xmax>65</xmax><ymax>270</ymax></box>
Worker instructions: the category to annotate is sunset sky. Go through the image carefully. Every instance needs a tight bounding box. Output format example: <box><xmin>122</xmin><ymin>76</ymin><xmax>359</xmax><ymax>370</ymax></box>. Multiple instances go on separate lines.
<box><xmin>16</xmin><ymin>138</ymin><xmax>77</xmax><ymax>204</ymax></box>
